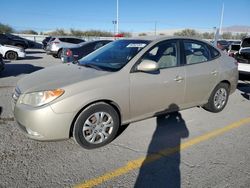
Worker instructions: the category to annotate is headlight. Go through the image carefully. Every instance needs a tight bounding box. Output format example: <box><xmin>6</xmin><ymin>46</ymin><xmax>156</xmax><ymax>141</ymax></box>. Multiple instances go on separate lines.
<box><xmin>20</xmin><ymin>89</ymin><xmax>64</xmax><ymax>107</ymax></box>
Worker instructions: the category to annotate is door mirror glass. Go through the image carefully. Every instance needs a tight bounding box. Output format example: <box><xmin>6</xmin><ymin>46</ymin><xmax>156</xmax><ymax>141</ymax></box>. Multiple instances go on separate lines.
<box><xmin>137</xmin><ymin>59</ymin><xmax>159</xmax><ymax>72</ymax></box>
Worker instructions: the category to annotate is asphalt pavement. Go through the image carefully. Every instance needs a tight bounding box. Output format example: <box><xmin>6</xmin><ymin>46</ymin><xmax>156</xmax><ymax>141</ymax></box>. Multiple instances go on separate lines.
<box><xmin>0</xmin><ymin>50</ymin><xmax>249</xmax><ymax>188</ymax></box>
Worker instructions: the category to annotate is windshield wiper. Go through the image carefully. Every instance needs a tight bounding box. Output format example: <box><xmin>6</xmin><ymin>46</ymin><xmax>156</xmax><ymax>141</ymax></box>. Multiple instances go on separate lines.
<box><xmin>81</xmin><ymin>63</ymin><xmax>103</xmax><ymax>71</ymax></box>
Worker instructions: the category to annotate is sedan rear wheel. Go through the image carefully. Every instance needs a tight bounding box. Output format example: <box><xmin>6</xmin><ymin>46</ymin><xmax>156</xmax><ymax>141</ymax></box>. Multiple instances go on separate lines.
<box><xmin>203</xmin><ymin>83</ymin><xmax>229</xmax><ymax>113</ymax></box>
<box><xmin>73</xmin><ymin>102</ymin><xmax>120</xmax><ymax>149</ymax></box>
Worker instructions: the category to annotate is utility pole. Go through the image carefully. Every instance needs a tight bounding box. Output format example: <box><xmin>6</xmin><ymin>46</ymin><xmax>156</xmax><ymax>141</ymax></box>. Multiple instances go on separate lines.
<box><xmin>154</xmin><ymin>21</ymin><xmax>157</xmax><ymax>36</ymax></box>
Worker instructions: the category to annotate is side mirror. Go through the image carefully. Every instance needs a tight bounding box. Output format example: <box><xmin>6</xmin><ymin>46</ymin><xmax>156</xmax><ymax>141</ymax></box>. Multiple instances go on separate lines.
<box><xmin>137</xmin><ymin>59</ymin><xmax>159</xmax><ymax>72</ymax></box>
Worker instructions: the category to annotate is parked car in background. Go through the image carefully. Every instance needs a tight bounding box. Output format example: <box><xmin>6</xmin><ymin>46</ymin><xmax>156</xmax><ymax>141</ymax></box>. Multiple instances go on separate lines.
<box><xmin>228</xmin><ymin>44</ymin><xmax>240</xmax><ymax>58</ymax></box>
<box><xmin>235</xmin><ymin>36</ymin><xmax>250</xmax><ymax>75</ymax></box>
<box><xmin>42</xmin><ymin>36</ymin><xmax>51</xmax><ymax>50</ymax></box>
<box><xmin>46</xmin><ymin>37</ymin><xmax>85</xmax><ymax>58</ymax></box>
<box><xmin>5</xmin><ymin>33</ymin><xmax>36</xmax><ymax>48</ymax></box>
<box><xmin>0</xmin><ymin>34</ymin><xmax>29</xmax><ymax>49</ymax></box>
<box><xmin>0</xmin><ymin>44</ymin><xmax>26</xmax><ymax>60</ymax></box>
<box><xmin>228</xmin><ymin>40</ymin><xmax>241</xmax><ymax>45</ymax></box>
<box><xmin>0</xmin><ymin>53</ymin><xmax>4</xmax><ymax>72</ymax></box>
<box><xmin>61</xmin><ymin>40</ymin><xmax>112</xmax><ymax>63</ymax></box>
<box><xmin>12</xmin><ymin>37</ymin><xmax>238</xmax><ymax>149</ymax></box>
<box><xmin>216</xmin><ymin>40</ymin><xmax>230</xmax><ymax>51</ymax></box>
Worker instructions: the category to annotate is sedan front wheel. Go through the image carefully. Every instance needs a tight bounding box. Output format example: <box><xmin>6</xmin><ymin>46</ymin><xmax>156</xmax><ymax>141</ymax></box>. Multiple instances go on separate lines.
<box><xmin>73</xmin><ymin>102</ymin><xmax>120</xmax><ymax>149</ymax></box>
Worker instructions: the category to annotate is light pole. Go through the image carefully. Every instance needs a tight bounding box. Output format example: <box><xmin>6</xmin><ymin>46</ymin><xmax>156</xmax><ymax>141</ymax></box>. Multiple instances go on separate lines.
<box><xmin>112</xmin><ymin>20</ymin><xmax>117</xmax><ymax>36</ymax></box>
<box><xmin>116</xmin><ymin>0</ymin><xmax>119</xmax><ymax>34</ymax></box>
<box><xmin>219</xmin><ymin>3</ymin><xmax>224</xmax><ymax>35</ymax></box>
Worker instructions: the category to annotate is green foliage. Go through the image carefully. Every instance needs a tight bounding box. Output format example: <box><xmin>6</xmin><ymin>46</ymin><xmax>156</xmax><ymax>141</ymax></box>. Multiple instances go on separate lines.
<box><xmin>174</xmin><ymin>29</ymin><xmax>201</xmax><ymax>38</ymax></box>
<box><xmin>202</xmin><ymin>32</ymin><xmax>214</xmax><ymax>39</ymax></box>
<box><xmin>222</xmin><ymin>32</ymin><xmax>232</xmax><ymax>39</ymax></box>
<box><xmin>0</xmin><ymin>23</ymin><xmax>14</xmax><ymax>34</ymax></box>
<box><xmin>138</xmin><ymin>33</ymin><xmax>147</xmax><ymax>36</ymax></box>
<box><xmin>81</xmin><ymin>30</ymin><xmax>113</xmax><ymax>37</ymax></box>
<box><xmin>20</xmin><ymin>30</ymin><xmax>38</xmax><ymax>35</ymax></box>
<box><xmin>233</xmin><ymin>32</ymin><xmax>248</xmax><ymax>40</ymax></box>
<box><xmin>46</xmin><ymin>29</ymin><xmax>67</xmax><ymax>36</ymax></box>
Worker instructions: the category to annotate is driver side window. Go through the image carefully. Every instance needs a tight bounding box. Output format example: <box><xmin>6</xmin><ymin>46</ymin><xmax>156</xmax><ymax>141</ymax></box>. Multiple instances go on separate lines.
<box><xmin>142</xmin><ymin>41</ymin><xmax>177</xmax><ymax>69</ymax></box>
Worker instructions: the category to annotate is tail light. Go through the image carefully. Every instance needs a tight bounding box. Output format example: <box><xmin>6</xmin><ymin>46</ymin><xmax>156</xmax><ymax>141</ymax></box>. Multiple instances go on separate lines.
<box><xmin>52</xmin><ymin>41</ymin><xmax>60</xmax><ymax>44</ymax></box>
<box><xmin>66</xmin><ymin>49</ymin><xmax>72</xmax><ymax>57</ymax></box>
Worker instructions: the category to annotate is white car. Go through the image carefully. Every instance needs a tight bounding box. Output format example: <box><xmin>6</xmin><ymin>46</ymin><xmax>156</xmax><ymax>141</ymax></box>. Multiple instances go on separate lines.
<box><xmin>0</xmin><ymin>44</ymin><xmax>26</xmax><ymax>60</ymax></box>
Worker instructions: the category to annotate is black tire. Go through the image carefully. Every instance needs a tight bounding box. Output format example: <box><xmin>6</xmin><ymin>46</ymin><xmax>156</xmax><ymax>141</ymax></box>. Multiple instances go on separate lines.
<box><xmin>57</xmin><ymin>49</ymin><xmax>62</xmax><ymax>59</ymax></box>
<box><xmin>5</xmin><ymin>51</ymin><xmax>18</xmax><ymax>60</ymax></box>
<box><xmin>203</xmin><ymin>83</ymin><xmax>229</xmax><ymax>113</ymax></box>
<box><xmin>73</xmin><ymin>102</ymin><xmax>120</xmax><ymax>149</ymax></box>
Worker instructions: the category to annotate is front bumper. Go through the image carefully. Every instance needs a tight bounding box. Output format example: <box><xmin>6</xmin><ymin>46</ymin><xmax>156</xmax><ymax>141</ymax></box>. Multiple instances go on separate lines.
<box><xmin>18</xmin><ymin>51</ymin><xmax>26</xmax><ymax>58</ymax></box>
<box><xmin>13</xmin><ymin>102</ymin><xmax>74</xmax><ymax>141</ymax></box>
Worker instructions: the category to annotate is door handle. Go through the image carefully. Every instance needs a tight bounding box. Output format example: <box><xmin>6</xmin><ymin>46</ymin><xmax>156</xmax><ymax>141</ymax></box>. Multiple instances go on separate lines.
<box><xmin>174</xmin><ymin>76</ymin><xmax>184</xmax><ymax>82</ymax></box>
<box><xmin>211</xmin><ymin>70</ymin><xmax>218</xmax><ymax>76</ymax></box>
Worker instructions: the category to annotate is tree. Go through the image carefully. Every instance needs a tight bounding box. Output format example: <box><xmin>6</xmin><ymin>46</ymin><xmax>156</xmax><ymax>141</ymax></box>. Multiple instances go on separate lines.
<box><xmin>119</xmin><ymin>32</ymin><xmax>132</xmax><ymax>37</ymax></box>
<box><xmin>20</xmin><ymin>30</ymin><xmax>38</xmax><ymax>35</ymax></box>
<box><xmin>174</xmin><ymin>29</ymin><xmax>201</xmax><ymax>38</ymax></box>
<box><xmin>138</xmin><ymin>33</ymin><xmax>147</xmax><ymax>36</ymax></box>
<box><xmin>222</xmin><ymin>32</ymin><xmax>232</xmax><ymax>39</ymax></box>
<box><xmin>0</xmin><ymin>23</ymin><xmax>14</xmax><ymax>34</ymax></box>
<box><xmin>202</xmin><ymin>32</ymin><xmax>214</xmax><ymax>39</ymax></box>
<box><xmin>46</xmin><ymin>29</ymin><xmax>68</xmax><ymax>36</ymax></box>
<box><xmin>70</xmin><ymin>29</ymin><xmax>84</xmax><ymax>37</ymax></box>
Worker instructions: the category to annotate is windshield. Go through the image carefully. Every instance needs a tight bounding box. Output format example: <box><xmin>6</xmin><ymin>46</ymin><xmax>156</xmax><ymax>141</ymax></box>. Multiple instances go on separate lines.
<box><xmin>79</xmin><ymin>39</ymin><xmax>150</xmax><ymax>71</ymax></box>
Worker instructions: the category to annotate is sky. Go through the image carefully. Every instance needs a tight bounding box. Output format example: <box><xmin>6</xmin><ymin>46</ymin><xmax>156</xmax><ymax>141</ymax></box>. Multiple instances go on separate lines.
<box><xmin>1</xmin><ymin>0</ymin><xmax>250</xmax><ymax>33</ymax></box>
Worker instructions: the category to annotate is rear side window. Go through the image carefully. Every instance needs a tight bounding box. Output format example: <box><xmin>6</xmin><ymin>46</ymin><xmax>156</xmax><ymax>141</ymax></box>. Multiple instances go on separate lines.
<box><xmin>74</xmin><ymin>38</ymin><xmax>85</xmax><ymax>44</ymax></box>
<box><xmin>184</xmin><ymin>41</ymin><xmax>209</xmax><ymax>64</ymax></box>
<box><xmin>209</xmin><ymin>46</ymin><xmax>220</xmax><ymax>59</ymax></box>
<box><xmin>49</xmin><ymin>38</ymin><xmax>55</xmax><ymax>42</ymax></box>
<box><xmin>59</xmin><ymin>38</ymin><xmax>68</xmax><ymax>42</ymax></box>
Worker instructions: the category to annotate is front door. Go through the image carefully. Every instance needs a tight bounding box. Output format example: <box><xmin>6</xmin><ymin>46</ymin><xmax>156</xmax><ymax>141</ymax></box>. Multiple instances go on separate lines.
<box><xmin>129</xmin><ymin>40</ymin><xmax>186</xmax><ymax>121</ymax></box>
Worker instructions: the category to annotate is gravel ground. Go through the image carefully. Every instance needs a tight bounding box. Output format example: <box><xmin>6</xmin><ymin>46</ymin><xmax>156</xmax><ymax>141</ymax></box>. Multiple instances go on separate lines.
<box><xmin>0</xmin><ymin>50</ymin><xmax>250</xmax><ymax>188</ymax></box>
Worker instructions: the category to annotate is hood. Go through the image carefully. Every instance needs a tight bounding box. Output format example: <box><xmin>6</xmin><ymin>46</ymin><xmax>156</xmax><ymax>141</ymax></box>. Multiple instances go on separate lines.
<box><xmin>17</xmin><ymin>63</ymin><xmax>111</xmax><ymax>93</ymax></box>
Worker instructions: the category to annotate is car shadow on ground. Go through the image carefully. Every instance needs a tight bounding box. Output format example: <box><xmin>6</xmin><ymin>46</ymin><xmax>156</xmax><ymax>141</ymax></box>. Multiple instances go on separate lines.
<box><xmin>135</xmin><ymin>104</ymin><xmax>189</xmax><ymax>188</ymax></box>
<box><xmin>24</xmin><ymin>56</ymin><xmax>43</xmax><ymax>60</ymax></box>
<box><xmin>0</xmin><ymin>64</ymin><xmax>43</xmax><ymax>78</ymax></box>
<box><xmin>237</xmin><ymin>82</ymin><xmax>250</xmax><ymax>100</ymax></box>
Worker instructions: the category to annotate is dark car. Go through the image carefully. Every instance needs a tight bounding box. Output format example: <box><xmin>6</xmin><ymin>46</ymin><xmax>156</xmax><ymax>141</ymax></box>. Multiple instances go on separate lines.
<box><xmin>0</xmin><ymin>53</ymin><xmax>4</xmax><ymax>72</ymax></box>
<box><xmin>61</xmin><ymin>40</ymin><xmax>112</xmax><ymax>63</ymax></box>
<box><xmin>0</xmin><ymin>34</ymin><xmax>29</xmax><ymax>49</ymax></box>
<box><xmin>235</xmin><ymin>37</ymin><xmax>250</xmax><ymax>61</ymax></box>
<box><xmin>235</xmin><ymin>36</ymin><xmax>250</xmax><ymax>75</ymax></box>
<box><xmin>217</xmin><ymin>40</ymin><xmax>230</xmax><ymax>51</ymax></box>
<box><xmin>228</xmin><ymin>44</ymin><xmax>240</xmax><ymax>58</ymax></box>
<box><xmin>42</xmin><ymin>36</ymin><xmax>51</xmax><ymax>50</ymax></box>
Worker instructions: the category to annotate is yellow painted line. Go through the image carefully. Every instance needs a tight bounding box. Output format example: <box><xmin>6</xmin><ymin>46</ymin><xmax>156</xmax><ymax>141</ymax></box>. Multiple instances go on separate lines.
<box><xmin>75</xmin><ymin>117</ymin><xmax>250</xmax><ymax>188</ymax></box>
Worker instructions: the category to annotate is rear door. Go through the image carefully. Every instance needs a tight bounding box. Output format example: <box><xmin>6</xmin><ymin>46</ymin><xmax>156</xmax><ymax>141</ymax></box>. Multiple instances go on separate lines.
<box><xmin>182</xmin><ymin>39</ymin><xmax>219</xmax><ymax>107</ymax></box>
